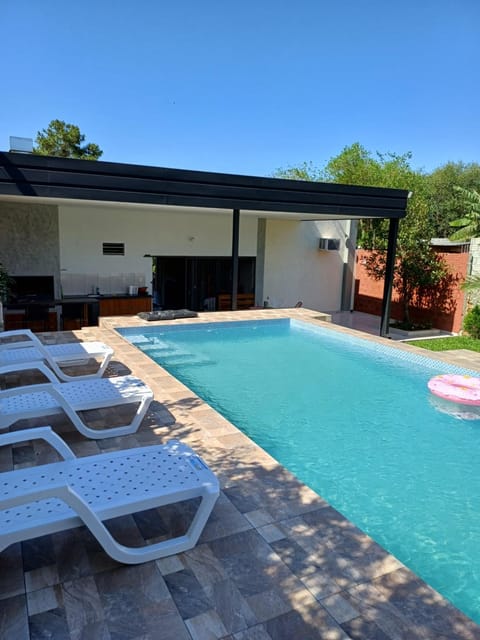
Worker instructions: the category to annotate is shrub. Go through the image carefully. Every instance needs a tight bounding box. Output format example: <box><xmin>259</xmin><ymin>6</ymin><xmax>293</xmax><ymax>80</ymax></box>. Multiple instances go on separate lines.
<box><xmin>463</xmin><ymin>305</ymin><xmax>480</xmax><ymax>339</ymax></box>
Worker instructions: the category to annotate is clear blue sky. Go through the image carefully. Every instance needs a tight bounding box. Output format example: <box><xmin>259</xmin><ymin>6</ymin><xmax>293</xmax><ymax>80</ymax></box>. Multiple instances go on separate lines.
<box><xmin>2</xmin><ymin>0</ymin><xmax>479</xmax><ymax>176</ymax></box>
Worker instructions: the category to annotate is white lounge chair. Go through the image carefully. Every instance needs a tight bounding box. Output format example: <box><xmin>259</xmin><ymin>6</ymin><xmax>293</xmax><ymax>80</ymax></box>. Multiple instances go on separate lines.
<box><xmin>0</xmin><ymin>427</ymin><xmax>219</xmax><ymax>564</ymax></box>
<box><xmin>0</xmin><ymin>329</ymin><xmax>113</xmax><ymax>381</ymax></box>
<box><xmin>0</xmin><ymin>362</ymin><xmax>153</xmax><ymax>439</ymax></box>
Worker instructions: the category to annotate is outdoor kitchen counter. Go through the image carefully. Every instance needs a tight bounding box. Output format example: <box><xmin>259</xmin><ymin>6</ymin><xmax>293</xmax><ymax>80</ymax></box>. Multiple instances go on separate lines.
<box><xmin>61</xmin><ymin>295</ymin><xmax>152</xmax><ymax>323</ymax></box>
<box><xmin>5</xmin><ymin>296</ymin><xmax>153</xmax><ymax>331</ymax></box>
<box><xmin>95</xmin><ymin>295</ymin><xmax>152</xmax><ymax>317</ymax></box>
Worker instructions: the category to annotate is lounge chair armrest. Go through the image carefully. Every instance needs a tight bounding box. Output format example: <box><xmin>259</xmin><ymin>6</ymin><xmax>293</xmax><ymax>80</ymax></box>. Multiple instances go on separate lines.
<box><xmin>0</xmin><ymin>361</ymin><xmax>59</xmax><ymax>382</ymax></box>
<box><xmin>0</xmin><ymin>381</ymin><xmax>59</xmax><ymax>400</ymax></box>
<box><xmin>0</xmin><ymin>482</ymin><xmax>89</xmax><ymax>513</ymax></box>
<box><xmin>0</xmin><ymin>329</ymin><xmax>39</xmax><ymax>350</ymax></box>
<box><xmin>0</xmin><ymin>483</ymin><xmax>148</xmax><ymax>564</ymax></box>
<box><xmin>0</xmin><ymin>426</ymin><xmax>76</xmax><ymax>460</ymax></box>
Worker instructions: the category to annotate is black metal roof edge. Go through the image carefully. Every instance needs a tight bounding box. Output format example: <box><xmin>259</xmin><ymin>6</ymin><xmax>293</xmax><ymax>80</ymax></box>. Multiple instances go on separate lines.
<box><xmin>0</xmin><ymin>183</ymin><xmax>407</xmax><ymax>218</ymax></box>
<box><xmin>0</xmin><ymin>151</ymin><xmax>410</xmax><ymax>202</ymax></box>
<box><xmin>0</xmin><ymin>166</ymin><xmax>407</xmax><ymax>211</ymax></box>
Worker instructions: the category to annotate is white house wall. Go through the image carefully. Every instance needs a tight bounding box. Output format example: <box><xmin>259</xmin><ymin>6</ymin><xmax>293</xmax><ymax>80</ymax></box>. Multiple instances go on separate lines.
<box><xmin>58</xmin><ymin>204</ymin><xmax>258</xmax><ymax>294</ymax></box>
<box><xmin>262</xmin><ymin>219</ymin><xmax>348</xmax><ymax>311</ymax></box>
<box><xmin>1</xmin><ymin>200</ymin><xmax>351</xmax><ymax>310</ymax></box>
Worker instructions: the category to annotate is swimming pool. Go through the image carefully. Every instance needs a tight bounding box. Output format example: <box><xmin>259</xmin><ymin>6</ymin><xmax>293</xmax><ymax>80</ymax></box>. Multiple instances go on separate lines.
<box><xmin>119</xmin><ymin>318</ymin><xmax>480</xmax><ymax>623</ymax></box>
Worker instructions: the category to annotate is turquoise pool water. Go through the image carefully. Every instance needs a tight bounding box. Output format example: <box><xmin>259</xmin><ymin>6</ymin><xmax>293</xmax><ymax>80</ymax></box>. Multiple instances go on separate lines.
<box><xmin>119</xmin><ymin>319</ymin><xmax>480</xmax><ymax>622</ymax></box>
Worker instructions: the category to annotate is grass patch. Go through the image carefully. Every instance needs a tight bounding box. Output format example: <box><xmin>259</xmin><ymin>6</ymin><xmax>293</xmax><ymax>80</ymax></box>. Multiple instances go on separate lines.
<box><xmin>405</xmin><ymin>336</ymin><xmax>480</xmax><ymax>352</ymax></box>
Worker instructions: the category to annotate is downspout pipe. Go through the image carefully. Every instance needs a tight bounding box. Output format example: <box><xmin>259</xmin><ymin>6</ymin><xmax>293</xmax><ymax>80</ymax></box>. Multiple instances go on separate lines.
<box><xmin>380</xmin><ymin>217</ymin><xmax>399</xmax><ymax>337</ymax></box>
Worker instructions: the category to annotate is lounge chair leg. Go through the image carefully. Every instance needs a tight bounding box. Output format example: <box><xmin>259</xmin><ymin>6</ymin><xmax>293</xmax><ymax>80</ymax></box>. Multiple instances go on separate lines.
<box><xmin>66</xmin><ymin>397</ymin><xmax>151</xmax><ymax>440</ymax></box>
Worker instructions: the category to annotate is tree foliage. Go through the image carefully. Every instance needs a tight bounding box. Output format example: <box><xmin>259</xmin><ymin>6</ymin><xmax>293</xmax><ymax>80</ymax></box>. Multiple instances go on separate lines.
<box><xmin>463</xmin><ymin>305</ymin><xmax>480</xmax><ymax>339</ymax></box>
<box><xmin>462</xmin><ymin>274</ymin><xmax>480</xmax><ymax>293</ymax></box>
<box><xmin>275</xmin><ymin>161</ymin><xmax>324</xmax><ymax>182</ymax></box>
<box><xmin>449</xmin><ymin>187</ymin><xmax>480</xmax><ymax>241</ymax></box>
<box><xmin>275</xmin><ymin>143</ymin><xmax>453</xmax><ymax>324</ymax></box>
<box><xmin>363</xmin><ymin>247</ymin><xmax>451</xmax><ymax>324</ymax></box>
<box><xmin>426</xmin><ymin>162</ymin><xmax>480</xmax><ymax>237</ymax></box>
<box><xmin>34</xmin><ymin>120</ymin><xmax>103</xmax><ymax>160</ymax></box>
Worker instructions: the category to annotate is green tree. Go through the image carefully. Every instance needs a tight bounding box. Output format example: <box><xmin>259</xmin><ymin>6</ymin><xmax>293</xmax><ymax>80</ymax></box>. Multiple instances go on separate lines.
<box><xmin>463</xmin><ymin>305</ymin><xmax>480</xmax><ymax>339</ymax></box>
<box><xmin>426</xmin><ymin>162</ymin><xmax>480</xmax><ymax>237</ymax></box>
<box><xmin>323</xmin><ymin>144</ymin><xmax>431</xmax><ymax>250</ymax></box>
<box><xmin>363</xmin><ymin>246</ymin><xmax>450</xmax><ymax>325</ymax></box>
<box><xmin>275</xmin><ymin>161</ymin><xmax>324</xmax><ymax>182</ymax></box>
<box><xmin>461</xmin><ymin>275</ymin><xmax>480</xmax><ymax>310</ymax></box>
<box><xmin>34</xmin><ymin>120</ymin><xmax>103</xmax><ymax>160</ymax></box>
<box><xmin>275</xmin><ymin>143</ymin><xmax>450</xmax><ymax>325</ymax></box>
<box><xmin>276</xmin><ymin>143</ymin><xmax>430</xmax><ymax>249</ymax></box>
<box><xmin>449</xmin><ymin>186</ymin><xmax>480</xmax><ymax>241</ymax></box>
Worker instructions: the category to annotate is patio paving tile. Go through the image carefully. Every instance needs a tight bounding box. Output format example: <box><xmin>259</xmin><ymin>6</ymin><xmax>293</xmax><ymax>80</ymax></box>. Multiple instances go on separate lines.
<box><xmin>69</xmin><ymin>620</ymin><xmax>112</xmax><ymax>640</ymax></box>
<box><xmin>28</xmin><ymin>607</ymin><xmax>70</xmax><ymax>639</ymax></box>
<box><xmin>204</xmin><ymin>578</ymin><xmax>257</xmax><ymax>633</ymax></box>
<box><xmin>184</xmin><ymin>609</ymin><xmax>228</xmax><ymax>640</ymax></box>
<box><xmin>233</xmin><ymin>625</ymin><xmax>272</xmax><ymax>639</ymax></box>
<box><xmin>0</xmin><ymin>544</ymin><xmax>25</xmax><ymax>600</ymax></box>
<box><xmin>163</xmin><ymin>568</ymin><xmax>213</xmax><ymax>619</ymax></box>
<box><xmin>244</xmin><ymin>589</ymin><xmax>291</xmax><ymax>624</ymax></box>
<box><xmin>26</xmin><ymin>584</ymin><xmax>63</xmax><ymax>617</ymax></box>
<box><xmin>1</xmin><ymin>594</ymin><xmax>29</xmax><ymax>640</ymax></box>
<box><xmin>340</xmin><ymin>615</ymin><xmax>392</xmax><ymax>640</ymax></box>
<box><xmin>61</xmin><ymin>575</ymin><xmax>104</xmax><ymax>632</ymax></box>
<box><xmin>155</xmin><ymin>554</ymin><xmax>185</xmax><ymax>576</ymax></box>
<box><xmin>320</xmin><ymin>593</ymin><xmax>360</xmax><ymax>625</ymax></box>
<box><xmin>182</xmin><ymin>544</ymin><xmax>228</xmax><ymax>586</ymax></box>
<box><xmin>25</xmin><ymin>565</ymin><xmax>60</xmax><ymax>593</ymax></box>
<box><xmin>52</xmin><ymin>530</ymin><xmax>92</xmax><ymax>583</ymax></box>
<box><xmin>264</xmin><ymin>607</ymin><xmax>348</xmax><ymax>640</ymax></box>
<box><xmin>22</xmin><ymin>537</ymin><xmax>57</xmax><ymax>574</ymax></box>
<box><xmin>256</xmin><ymin>523</ymin><xmax>286</xmax><ymax>544</ymax></box>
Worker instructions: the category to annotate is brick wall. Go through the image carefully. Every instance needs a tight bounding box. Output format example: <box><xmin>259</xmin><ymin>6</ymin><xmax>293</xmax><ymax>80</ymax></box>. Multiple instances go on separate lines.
<box><xmin>354</xmin><ymin>249</ymin><xmax>469</xmax><ymax>333</ymax></box>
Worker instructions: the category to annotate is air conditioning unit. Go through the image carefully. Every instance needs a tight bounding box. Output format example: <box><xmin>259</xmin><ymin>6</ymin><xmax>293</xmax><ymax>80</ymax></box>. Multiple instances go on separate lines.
<box><xmin>318</xmin><ymin>238</ymin><xmax>340</xmax><ymax>251</ymax></box>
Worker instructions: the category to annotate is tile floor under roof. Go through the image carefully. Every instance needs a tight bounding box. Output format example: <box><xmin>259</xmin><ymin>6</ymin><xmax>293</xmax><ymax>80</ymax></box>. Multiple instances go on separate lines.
<box><xmin>1</xmin><ymin>308</ymin><xmax>480</xmax><ymax>640</ymax></box>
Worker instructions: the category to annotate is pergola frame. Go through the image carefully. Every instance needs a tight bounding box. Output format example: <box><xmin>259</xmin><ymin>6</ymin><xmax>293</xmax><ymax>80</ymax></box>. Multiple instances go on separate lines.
<box><xmin>0</xmin><ymin>152</ymin><xmax>409</xmax><ymax>336</ymax></box>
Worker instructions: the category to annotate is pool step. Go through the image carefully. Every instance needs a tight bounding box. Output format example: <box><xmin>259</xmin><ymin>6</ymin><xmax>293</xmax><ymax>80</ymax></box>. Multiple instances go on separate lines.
<box><xmin>141</xmin><ymin>343</ymin><xmax>189</xmax><ymax>357</ymax></box>
<box><xmin>139</xmin><ymin>339</ymin><xmax>174</xmax><ymax>350</ymax></box>
<box><xmin>126</xmin><ymin>334</ymin><xmax>153</xmax><ymax>345</ymax></box>
<box><xmin>143</xmin><ymin>348</ymin><xmax>213</xmax><ymax>367</ymax></box>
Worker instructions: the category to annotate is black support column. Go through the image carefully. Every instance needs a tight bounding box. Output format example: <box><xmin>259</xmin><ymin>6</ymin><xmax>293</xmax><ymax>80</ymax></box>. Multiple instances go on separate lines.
<box><xmin>380</xmin><ymin>217</ymin><xmax>399</xmax><ymax>337</ymax></box>
<box><xmin>231</xmin><ymin>209</ymin><xmax>240</xmax><ymax>310</ymax></box>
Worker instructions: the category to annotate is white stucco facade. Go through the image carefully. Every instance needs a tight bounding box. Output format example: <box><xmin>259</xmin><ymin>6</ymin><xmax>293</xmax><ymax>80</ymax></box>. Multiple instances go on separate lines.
<box><xmin>0</xmin><ymin>199</ymin><xmax>352</xmax><ymax>311</ymax></box>
<box><xmin>58</xmin><ymin>204</ymin><xmax>259</xmax><ymax>295</ymax></box>
<box><xmin>262</xmin><ymin>219</ymin><xmax>350</xmax><ymax>310</ymax></box>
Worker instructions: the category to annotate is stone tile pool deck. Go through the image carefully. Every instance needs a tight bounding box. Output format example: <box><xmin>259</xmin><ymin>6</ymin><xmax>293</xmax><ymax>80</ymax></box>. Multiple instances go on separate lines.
<box><xmin>2</xmin><ymin>308</ymin><xmax>480</xmax><ymax>639</ymax></box>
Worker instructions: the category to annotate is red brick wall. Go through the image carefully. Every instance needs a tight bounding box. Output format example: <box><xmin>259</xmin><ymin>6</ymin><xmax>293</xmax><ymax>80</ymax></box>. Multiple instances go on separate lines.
<box><xmin>354</xmin><ymin>249</ymin><xmax>469</xmax><ymax>333</ymax></box>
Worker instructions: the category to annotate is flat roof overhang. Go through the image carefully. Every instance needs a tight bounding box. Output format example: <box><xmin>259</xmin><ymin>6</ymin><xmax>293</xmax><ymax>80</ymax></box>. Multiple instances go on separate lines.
<box><xmin>0</xmin><ymin>151</ymin><xmax>408</xmax><ymax>337</ymax></box>
<box><xmin>0</xmin><ymin>152</ymin><xmax>409</xmax><ymax>221</ymax></box>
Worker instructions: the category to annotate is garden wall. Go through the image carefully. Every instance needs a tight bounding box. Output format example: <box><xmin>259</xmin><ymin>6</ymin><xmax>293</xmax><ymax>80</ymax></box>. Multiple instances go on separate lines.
<box><xmin>354</xmin><ymin>249</ymin><xmax>469</xmax><ymax>333</ymax></box>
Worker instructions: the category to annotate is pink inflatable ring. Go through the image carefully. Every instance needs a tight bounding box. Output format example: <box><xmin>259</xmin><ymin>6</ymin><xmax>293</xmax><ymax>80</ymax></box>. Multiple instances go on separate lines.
<box><xmin>428</xmin><ymin>374</ymin><xmax>480</xmax><ymax>406</ymax></box>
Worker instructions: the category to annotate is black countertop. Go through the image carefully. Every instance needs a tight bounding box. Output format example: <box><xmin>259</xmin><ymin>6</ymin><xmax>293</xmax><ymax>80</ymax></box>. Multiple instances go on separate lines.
<box><xmin>7</xmin><ymin>295</ymin><xmax>152</xmax><ymax>308</ymax></box>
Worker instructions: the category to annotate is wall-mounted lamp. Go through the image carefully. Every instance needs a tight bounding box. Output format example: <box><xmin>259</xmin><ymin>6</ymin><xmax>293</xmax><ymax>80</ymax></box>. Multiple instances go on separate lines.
<box><xmin>143</xmin><ymin>254</ymin><xmax>152</xmax><ymax>258</ymax></box>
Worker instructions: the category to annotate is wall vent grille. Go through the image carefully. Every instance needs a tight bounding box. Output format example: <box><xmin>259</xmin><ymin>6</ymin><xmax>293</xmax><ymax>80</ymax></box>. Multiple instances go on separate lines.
<box><xmin>103</xmin><ymin>242</ymin><xmax>125</xmax><ymax>256</ymax></box>
<box><xmin>318</xmin><ymin>238</ymin><xmax>340</xmax><ymax>251</ymax></box>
